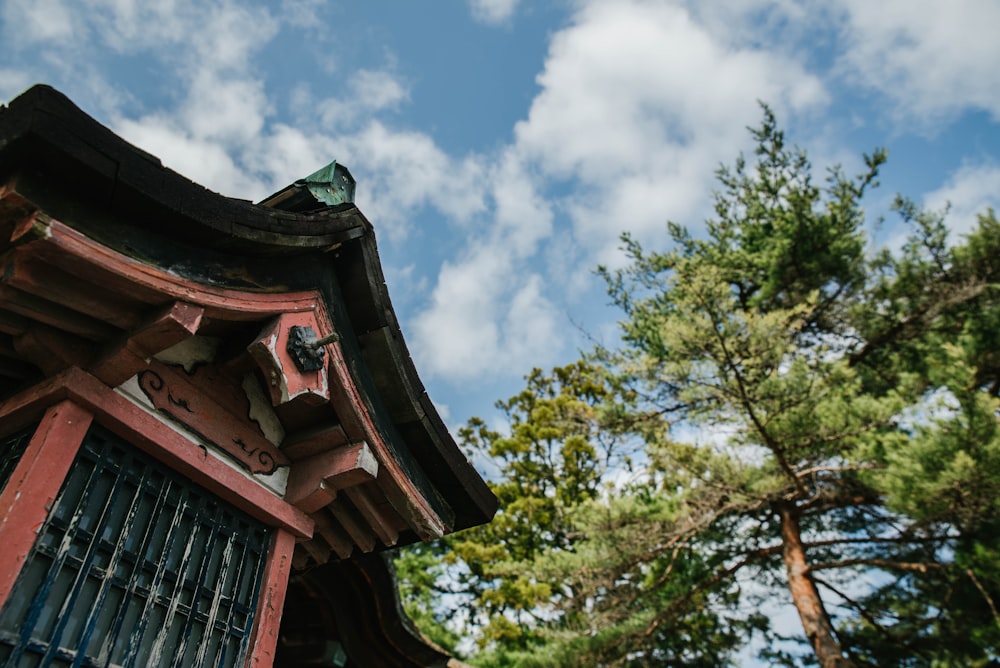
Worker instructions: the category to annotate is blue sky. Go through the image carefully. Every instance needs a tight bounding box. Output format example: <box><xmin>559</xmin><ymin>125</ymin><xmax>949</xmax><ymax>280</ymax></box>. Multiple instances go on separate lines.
<box><xmin>3</xmin><ymin>0</ymin><xmax>1000</xmax><ymax>444</ymax></box>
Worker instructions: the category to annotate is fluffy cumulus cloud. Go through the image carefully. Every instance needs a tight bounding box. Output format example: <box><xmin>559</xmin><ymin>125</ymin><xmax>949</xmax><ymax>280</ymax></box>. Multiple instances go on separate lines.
<box><xmin>511</xmin><ymin>0</ymin><xmax>827</xmax><ymax>262</ymax></box>
<box><xmin>307</xmin><ymin>69</ymin><xmax>412</xmax><ymax>132</ymax></box>
<box><xmin>98</xmin><ymin>2</ymin><xmax>281</xmax><ymax>197</ymax></box>
<box><xmin>338</xmin><ymin>121</ymin><xmax>488</xmax><ymax>239</ymax></box>
<box><xmin>491</xmin><ymin>148</ymin><xmax>554</xmax><ymax>254</ymax></box>
<box><xmin>0</xmin><ymin>0</ymin><xmax>290</xmax><ymax>198</ymax></box>
<box><xmin>115</xmin><ymin>115</ymin><xmax>267</xmax><ymax>196</ymax></box>
<box><xmin>1</xmin><ymin>0</ymin><xmax>80</xmax><ymax>44</ymax></box>
<box><xmin>0</xmin><ymin>69</ymin><xmax>32</xmax><ymax>102</ymax></box>
<box><xmin>836</xmin><ymin>0</ymin><xmax>1000</xmax><ymax>123</ymax></box>
<box><xmin>410</xmin><ymin>244</ymin><xmax>559</xmax><ymax>381</ymax></box>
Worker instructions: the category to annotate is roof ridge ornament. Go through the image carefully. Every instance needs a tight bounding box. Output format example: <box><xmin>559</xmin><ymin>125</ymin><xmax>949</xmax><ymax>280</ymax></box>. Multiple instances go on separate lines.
<box><xmin>258</xmin><ymin>160</ymin><xmax>357</xmax><ymax>212</ymax></box>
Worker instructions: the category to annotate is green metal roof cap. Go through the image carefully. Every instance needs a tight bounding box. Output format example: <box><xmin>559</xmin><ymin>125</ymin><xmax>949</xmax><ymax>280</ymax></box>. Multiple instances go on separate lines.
<box><xmin>300</xmin><ymin>161</ymin><xmax>356</xmax><ymax>206</ymax></box>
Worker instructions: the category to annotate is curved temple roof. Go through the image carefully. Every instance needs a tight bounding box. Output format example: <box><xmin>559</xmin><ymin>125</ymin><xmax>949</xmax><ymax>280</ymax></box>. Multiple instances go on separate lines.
<box><xmin>0</xmin><ymin>85</ymin><xmax>496</xmax><ymax>666</ymax></box>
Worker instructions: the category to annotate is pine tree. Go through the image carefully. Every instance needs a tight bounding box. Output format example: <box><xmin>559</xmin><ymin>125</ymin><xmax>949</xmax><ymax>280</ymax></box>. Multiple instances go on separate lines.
<box><xmin>397</xmin><ymin>108</ymin><xmax>1000</xmax><ymax>667</ymax></box>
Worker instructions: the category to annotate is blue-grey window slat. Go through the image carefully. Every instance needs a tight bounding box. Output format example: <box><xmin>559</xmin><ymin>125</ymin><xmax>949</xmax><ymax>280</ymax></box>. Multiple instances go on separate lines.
<box><xmin>42</xmin><ymin>445</ymin><xmax>141</xmax><ymax>666</ymax></box>
<box><xmin>0</xmin><ymin>426</ymin><xmax>271</xmax><ymax>668</ymax></box>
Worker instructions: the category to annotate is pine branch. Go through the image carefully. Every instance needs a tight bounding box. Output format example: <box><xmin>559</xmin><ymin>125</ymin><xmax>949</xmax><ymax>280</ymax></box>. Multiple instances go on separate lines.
<box><xmin>693</xmin><ymin>286</ymin><xmax>808</xmax><ymax>497</ymax></box>
<box><xmin>812</xmin><ymin>575</ymin><xmax>935</xmax><ymax>663</ymax></box>
<box><xmin>795</xmin><ymin>463</ymin><xmax>880</xmax><ymax>478</ymax></box>
<box><xmin>965</xmin><ymin>567</ymin><xmax>1000</xmax><ymax>629</ymax></box>
<box><xmin>808</xmin><ymin>558</ymin><xmax>948</xmax><ymax>575</ymax></box>
<box><xmin>803</xmin><ymin>534</ymin><xmax>951</xmax><ymax>550</ymax></box>
<box><xmin>637</xmin><ymin>544</ymin><xmax>782</xmax><ymax>639</ymax></box>
<box><xmin>849</xmin><ymin>279</ymin><xmax>987</xmax><ymax>368</ymax></box>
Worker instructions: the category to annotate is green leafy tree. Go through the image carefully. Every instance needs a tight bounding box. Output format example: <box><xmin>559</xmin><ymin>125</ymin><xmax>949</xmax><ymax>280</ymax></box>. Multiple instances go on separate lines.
<box><xmin>397</xmin><ymin>108</ymin><xmax>1000</xmax><ymax>667</ymax></box>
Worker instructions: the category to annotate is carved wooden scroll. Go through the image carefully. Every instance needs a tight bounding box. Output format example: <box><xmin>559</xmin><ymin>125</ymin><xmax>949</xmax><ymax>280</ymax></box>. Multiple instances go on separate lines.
<box><xmin>137</xmin><ymin>361</ymin><xmax>290</xmax><ymax>475</ymax></box>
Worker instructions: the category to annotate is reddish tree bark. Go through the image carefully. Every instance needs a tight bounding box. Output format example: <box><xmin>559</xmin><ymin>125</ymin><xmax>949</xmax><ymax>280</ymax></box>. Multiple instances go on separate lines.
<box><xmin>779</xmin><ymin>504</ymin><xmax>855</xmax><ymax>668</ymax></box>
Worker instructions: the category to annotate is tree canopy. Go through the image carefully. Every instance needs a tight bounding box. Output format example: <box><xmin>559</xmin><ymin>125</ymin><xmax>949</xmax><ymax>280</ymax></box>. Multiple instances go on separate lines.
<box><xmin>396</xmin><ymin>107</ymin><xmax>1000</xmax><ymax>667</ymax></box>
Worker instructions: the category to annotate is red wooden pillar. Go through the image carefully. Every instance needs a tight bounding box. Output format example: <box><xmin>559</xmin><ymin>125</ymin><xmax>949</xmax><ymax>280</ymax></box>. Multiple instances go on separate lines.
<box><xmin>0</xmin><ymin>400</ymin><xmax>93</xmax><ymax>609</ymax></box>
<box><xmin>246</xmin><ymin>528</ymin><xmax>297</xmax><ymax>667</ymax></box>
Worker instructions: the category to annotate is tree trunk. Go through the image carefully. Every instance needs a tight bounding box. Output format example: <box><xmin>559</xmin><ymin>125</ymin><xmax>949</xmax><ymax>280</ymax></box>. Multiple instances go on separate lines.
<box><xmin>779</xmin><ymin>504</ymin><xmax>855</xmax><ymax>668</ymax></box>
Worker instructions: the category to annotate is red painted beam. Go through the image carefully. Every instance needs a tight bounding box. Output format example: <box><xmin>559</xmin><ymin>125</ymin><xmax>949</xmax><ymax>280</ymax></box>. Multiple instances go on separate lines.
<box><xmin>29</xmin><ymin>220</ymin><xmax>321</xmax><ymax>320</ymax></box>
<box><xmin>246</xmin><ymin>528</ymin><xmax>296</xmax><ymax>668</ymax></box>
<box><xmin>0</xmin><ymin>400</ymin><xmax>93</xmax><ymax>609</ymax></box>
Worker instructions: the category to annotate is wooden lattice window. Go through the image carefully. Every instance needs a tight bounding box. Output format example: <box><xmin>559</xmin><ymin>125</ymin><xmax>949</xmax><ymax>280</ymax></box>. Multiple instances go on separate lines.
<box><xmin>0</xmin><ymin>426</ymin><xmax>272</xmax><ymax>667</ymax></box>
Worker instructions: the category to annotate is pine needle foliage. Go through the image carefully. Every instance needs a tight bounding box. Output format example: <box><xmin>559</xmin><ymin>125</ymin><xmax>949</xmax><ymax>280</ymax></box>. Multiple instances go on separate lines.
<box><xmin>396</xmin><ymin>107</ymin><xmax>1000</xmax><ymax>667</ymax></box>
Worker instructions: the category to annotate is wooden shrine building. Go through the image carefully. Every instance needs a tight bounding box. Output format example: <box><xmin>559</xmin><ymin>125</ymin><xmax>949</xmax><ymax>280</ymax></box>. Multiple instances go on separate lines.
<box><xmin>0</xmin><ymin>85</ymin><xmax>497</xmax><ymax>667</ymax></box>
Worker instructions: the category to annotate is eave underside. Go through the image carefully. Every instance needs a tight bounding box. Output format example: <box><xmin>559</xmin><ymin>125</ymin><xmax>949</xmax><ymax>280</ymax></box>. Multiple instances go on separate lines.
<box><xmin>0</xmin><ymin>191</ymin><xmax>469</xmax><ymax>564</ymax></box>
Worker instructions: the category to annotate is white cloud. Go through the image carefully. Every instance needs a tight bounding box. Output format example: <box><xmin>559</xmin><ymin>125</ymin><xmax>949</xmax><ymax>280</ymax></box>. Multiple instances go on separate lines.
<box><xmin>318</xmin><ymin>70</ymin><xmax>410</xmax><ymax>129</ymax></box>
<box><xmin>181</xmin><ymin>73</ymin><xmax>271</xmax><ymax>144</ymax></box>
<box><xmin>924</xmin><ymin>163</ymin><xmax>1000</xmax><ymax>239</ymax></box>
<box><xmin>102</xmin><ymin>1</ymin><xmax>280</xmax><ymax>199</ymax></box>
<box><xmin>679</xmin><ymin>0</ymin><xmax>815</xmax><ymax>46</ymax></box>
<box><xmin>187</xmin><ymin>3</ymin><xmax>278</xmax><ymax>72</ymax></box>
<box><xmin>836</xmin><ymin>0</ymin><xmax>1000</xmax><ymax>123</ymax></box>
<box><xmin>340</xmin><ymin>120</ymin><xmax>488</xmax><ymax>238</ymax></box>
<box><xmin>468</xmin><ymin>0</ymin><xmax>521</xmax><ymax>25</ymax></box>
<box><xmin>491</xmin><ymin>148</ymin><xmax>554</xmax><ymax>255</ymax></box>
<box><xmin>512</xmin><ymin>0</ymin><xmax>827</xmax><ymax>255</ymax></box>
<box><xmin>411</xmin><ymin>247</ymin><xmax>506</xmax><ymax>379</ymax></box>
<box><xmin>279</xmin><ymin>0</ymin><xmax>326</xmax><ymax>28</ymax></box>
<box><xmin>517</xmin><ymin>1</ymin><xmax>825</xmax><ymax>177</ymax></box>
<box><xmin>113</xmin><ymin>115</ymin><xmax>266</xmax><ymax>196</ymax></box>
<box><xmin>405</xmin><ymin>148</ymin><xmax>557</xmax><ymax>381</ymax></box>
<box><xmin>351</xmin><ymin>70</ymin><xmax>409</xmax><ymax>111</ymax></box>
<box><xmin>404</xmin><ymin>142</ymin><xmax>558</xmax><ymax>382</ymax></box>
<box><xmin>504</xmin><ymin>274</ymin><xmax>561</xmax><ymax>362</ymax></box>
<box><xmin>244</xmin><ymin>123</ymin><xmax>341</xmax><ymax>196</ymax></box>
<box><xmin>410</xmin><ymin>245</ymin><xmax>559</xmax><ymax>381</ymax></box>
<box><xmin>409</xmin><ymin>0</ymin><xmax>833</xmax><ymax>386</ymax></box>
<box><xmin>2</xmin><ymin>0</ymin><xmax>79</xmax><ymax>44</ymax></box>
<box><xmin>4</xmin><ymin>0</ymin><xmax>277</xmax><ymax>65</ymax></box>
<box><xmin>80</xmin><ymin>0</ymin><xmax>195</xmax><ymax>51</ymax></box>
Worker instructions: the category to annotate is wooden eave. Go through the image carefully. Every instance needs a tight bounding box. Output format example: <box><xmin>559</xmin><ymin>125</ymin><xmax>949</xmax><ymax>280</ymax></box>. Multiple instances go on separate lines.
<box><xmin>0</xmin><ymin>85</ymin><xmax>498</xmax><ymax>568</ymax></box>
<box><xmin>282</xmin><ymin>552</ymin><xmax>459</xmax><ymax>668</ymax></box>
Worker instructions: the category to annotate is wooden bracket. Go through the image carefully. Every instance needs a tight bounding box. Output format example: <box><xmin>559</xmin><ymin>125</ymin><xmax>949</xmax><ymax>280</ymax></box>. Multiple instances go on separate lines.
<box><xmin>88</xmin><ymin>301</ymin><xmax>204</xmax><ymax>386</ymax></box>
<box><xmin>285</xmin><ymin>441</ymin><xmax>378</xmax><ymax>513</ymax></box>
<box><xmin>13</xmin><ymin>324</ymin><xmax>94</xmax><ymax>376</ymax></box>
<box><xmin>281</xmin><ymin>424</ymin><xmax>349</xmax><ymax>462</ymax></box>
<box><xmin>248</xmin><ymin>312</ymin><xmax>332</xmax><ymax>407</ymax></box>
